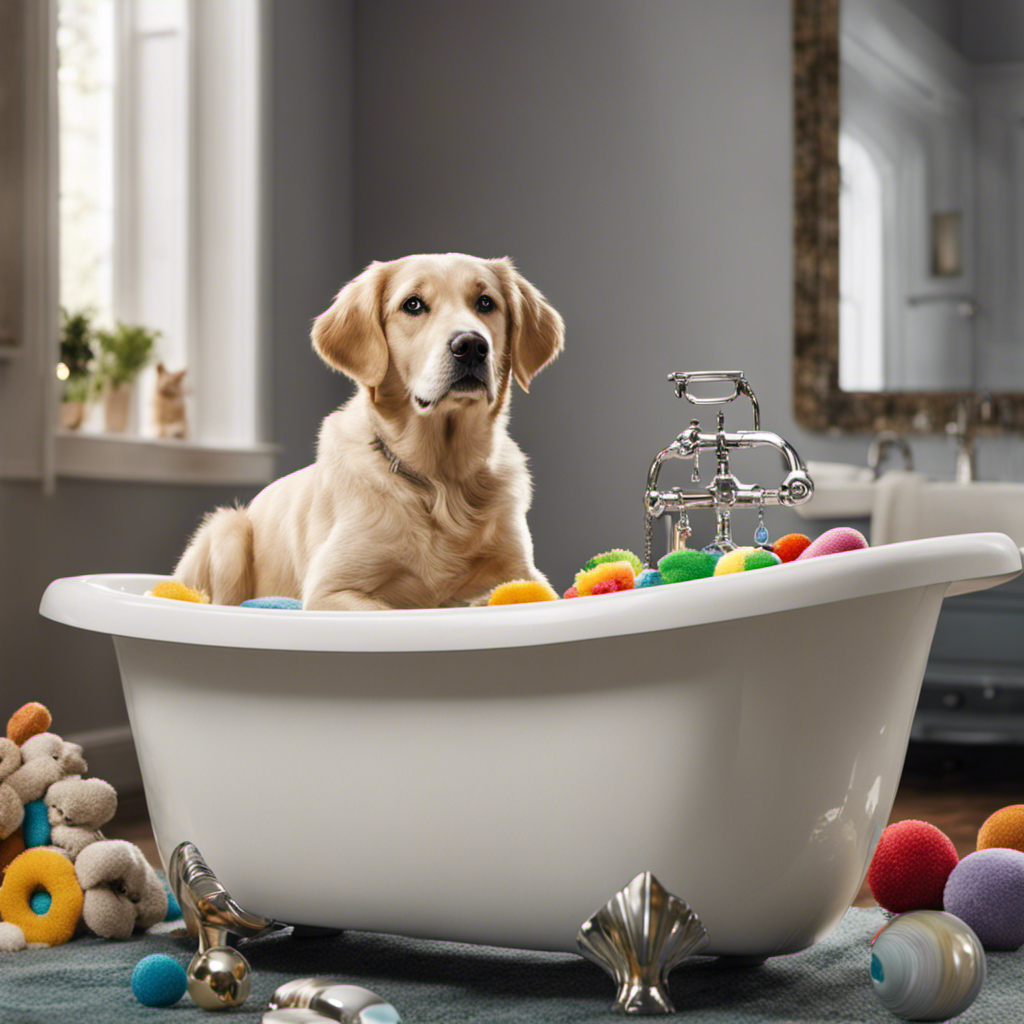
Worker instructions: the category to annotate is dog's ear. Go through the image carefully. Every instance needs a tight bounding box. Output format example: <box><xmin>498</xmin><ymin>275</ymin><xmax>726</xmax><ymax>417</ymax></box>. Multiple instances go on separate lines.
<box><xmin>491</xmin><ymin>258</ymin><xmax>565</xmax><ymax>392</ymax></box>
<box><xmin>311</xmin><ymin>261</ymin><xmax>390</xmax><ymax>387</ymax></box>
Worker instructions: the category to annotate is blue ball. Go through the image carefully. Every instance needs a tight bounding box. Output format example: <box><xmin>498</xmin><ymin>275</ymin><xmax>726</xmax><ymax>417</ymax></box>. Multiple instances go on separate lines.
<box><xmin>240</xmin><ymin>596</ymin><xmax>303</xmax><ymax>610</ymax></box>
<box><xmin>22</xmin><ymin>800</ymin><xmax>50</xmax><ymax>848</ymax></box>
<box><xmin>164</xmin><ymin>885</ymin><xmax>182</xmax><ymax>921</ymax></box>
<box><xmin>132</xmin><ymin>954</ymin><xmax>188</xmax><ymax>1008</ymax></box>
<box><xmin>30</xmin><ymin>890</ymin><xmax>52</xmax><ymax>915</ymax></box>
<box><xmin>635</xmin><ymin>569</ymin><xmax>664</xmax><ymax>588</ymax></box>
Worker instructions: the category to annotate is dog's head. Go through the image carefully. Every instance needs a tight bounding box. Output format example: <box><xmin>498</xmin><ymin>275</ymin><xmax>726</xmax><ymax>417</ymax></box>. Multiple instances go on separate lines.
<box><xmin>311</xmin><ymin>253</ymin><xmax>564</xmax><ymax>413</ymax></box>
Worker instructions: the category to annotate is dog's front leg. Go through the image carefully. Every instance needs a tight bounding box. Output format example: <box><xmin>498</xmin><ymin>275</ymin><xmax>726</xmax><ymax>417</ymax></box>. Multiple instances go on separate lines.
<box><xmin>303</xmin><ymin>589</ymin><xmax>394</xmax><ymax>611</ymax></box>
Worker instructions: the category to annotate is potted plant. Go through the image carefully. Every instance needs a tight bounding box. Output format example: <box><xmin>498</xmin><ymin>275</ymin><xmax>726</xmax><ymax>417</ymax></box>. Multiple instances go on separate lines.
<box><xmin>94</xmin><ymin>322</ymin><xmax>160</xmax><ymax>433</ymax></box>
<box><xmin>58</xmin><ymin>308</ymin><xmax>95</xmax><ymax>430</ymax></box>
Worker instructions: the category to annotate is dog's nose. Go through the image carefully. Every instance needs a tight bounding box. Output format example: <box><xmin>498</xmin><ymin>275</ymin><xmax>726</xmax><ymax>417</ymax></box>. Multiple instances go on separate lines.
<box><xmin>449</xmin><ymin>332</ymin><xmax>489</xmax><ymax>367</ymax></box>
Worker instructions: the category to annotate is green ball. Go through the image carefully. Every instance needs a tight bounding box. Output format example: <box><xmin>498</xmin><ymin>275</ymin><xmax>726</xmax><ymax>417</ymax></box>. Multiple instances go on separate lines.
<box><xmin>744</xmin><ymin>549</ymin><xmax>782</xmax><ymax>571</ymax></box>
<box><xmin>582</xmin><ymin>549</ymin><xmax>643</xmax><ymax>575</ymax></box>
<box><xmin>657</xmin><ymin>549</ymin><xmax>717</xmax><ymax>583</ymax></box>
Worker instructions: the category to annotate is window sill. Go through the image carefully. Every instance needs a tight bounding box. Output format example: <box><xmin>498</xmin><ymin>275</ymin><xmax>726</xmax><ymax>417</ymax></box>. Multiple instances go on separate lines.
<box><xmin>55</xmin><ymin>431</ymin><xmax>278</xmax><ymax>486</ymax></box>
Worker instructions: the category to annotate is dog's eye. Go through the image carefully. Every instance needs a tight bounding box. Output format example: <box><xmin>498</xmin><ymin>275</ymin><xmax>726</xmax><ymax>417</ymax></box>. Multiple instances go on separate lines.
<box><xmin>401</xmin><ymin>296</ymin><xmax>427</xmax><ymax>315</ymax></box>
<box><xmin>476</xmin><ymin>295</ymin><xmax>495</xmax><ymax>313</ymax></box>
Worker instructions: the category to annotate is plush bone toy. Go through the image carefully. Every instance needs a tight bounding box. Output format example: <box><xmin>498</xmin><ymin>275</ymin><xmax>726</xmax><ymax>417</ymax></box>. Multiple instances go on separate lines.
<box><xmin>75</xmin><ymin>840</ymin><xmax>167</xmax><ymax>939</ymax></box>
<box><xmin>0</xmin><ymin>733</ymin><xmax>87</xmax><ymax>840</ymax></box>
<box><xmin>45</xmin><ymin>777</ymin><xmax>118</xmax><ymax>862</ymax></box>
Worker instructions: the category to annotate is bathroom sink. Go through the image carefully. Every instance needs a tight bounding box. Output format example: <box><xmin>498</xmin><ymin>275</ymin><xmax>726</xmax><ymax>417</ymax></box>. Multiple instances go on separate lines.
<box><xmin>795</xmin><ymin>461</ymin><xmax>876</xmax><ymax>519</ymax></box>
<box><xmin>872</xmin><ymin>474</ymin><xmax>1024</xmax><ymax>547</ymax></box>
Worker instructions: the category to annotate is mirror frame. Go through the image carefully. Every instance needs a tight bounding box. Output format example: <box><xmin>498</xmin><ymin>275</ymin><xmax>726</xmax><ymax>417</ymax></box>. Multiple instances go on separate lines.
<box><xmin>792</xmin><ymin>0</ymin><xmax>1024</xmax><ymax>434</ymax></box>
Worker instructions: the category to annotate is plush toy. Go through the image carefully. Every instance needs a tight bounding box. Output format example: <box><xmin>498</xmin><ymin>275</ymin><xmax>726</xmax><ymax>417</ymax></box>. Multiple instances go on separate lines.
<box><xmin>45</xmin><ymin>776</ymin><xmax>118</xmax><ymax>862</ymax></box>
<box><xmin>21</xmin><ymin>800</ymin><xmax>50</xmax><ymax>848</ymax></box>
<box><xmin>0</xmin><ymin>847</ymin><xmax>84</xmax><ymax>946</ymax></box>
<box><xmin>146</xmin><ymin>580</ymin><xmax>211</xmax><ymax>603</ymax></box>
<box><xmin>713</xmin><ymin>547</ymin><xmax>782</xmax><ymax>576</ymax></box>
<box><xmin>75</xmin><ymin>840</ymin><xmax>168</xmax><ymax>939</ymax></box>
<box><xmin>574</xmin><ymin>561</ymin><xmax>636</xmax><ymax>596</ymax></box>
<box><xmin>867</xmin><ymin>820</ymin><xmax>959</xmax><ymax>913</ymax></box>
<box><xmin>658</xmin><ymin>549</ymin><xmax>716</xmax><ymax>583</ymax></box>
<box><xmin>6</xmin><ymin>703</ymin><xmax>51</xmax><ymax>747</ymax></box>
<box><xmin>797</xmin><ymin>527</ymin><xmax>868</xmax><ymax>560</ymax></box>
<box><xmin>771</xmin><ymin>533</ymin><xmax>811</xmax><ymax>563</ymax></box>
<box><xmin>580</xmin><ymin>549</ymin><xmax>644</xmax><ymax>576</ymax></box>
<box><xmin>0</xmin><ymin>732</ymin><xmax>88</xmax><ymax>841</ymax></box>
<box><xmin>488</xmin><ymin>580</ymin><xmax>559</xmax><ymax>605</ymax></box>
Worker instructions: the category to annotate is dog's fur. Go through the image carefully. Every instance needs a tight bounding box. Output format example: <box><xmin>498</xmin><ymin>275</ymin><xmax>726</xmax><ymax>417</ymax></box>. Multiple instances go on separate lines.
<box><xmin>175</xmin><ymin>253</ymin><xmax>564</xmax><ymax>609</ymax></box>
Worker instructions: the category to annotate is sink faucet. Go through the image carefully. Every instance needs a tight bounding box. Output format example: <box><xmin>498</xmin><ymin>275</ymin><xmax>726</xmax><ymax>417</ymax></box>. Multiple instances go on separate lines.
<box><xmin>867</xmin><ymin>431</ymin><xmax>914</xmax><ymax>479</ymax></box>
<box><xmin>945</xmin><ymin>395</ymin><xmax>992</xmax><ymax>484</ymax></box>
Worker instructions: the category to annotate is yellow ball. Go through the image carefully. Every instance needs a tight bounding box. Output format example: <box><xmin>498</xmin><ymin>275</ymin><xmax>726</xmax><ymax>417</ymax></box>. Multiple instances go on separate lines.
<box><xmin>574</xmin><ymin>561</ymin><xmax>636</xmax><ymax>596</ymax></box>
<box><xmin>0</xmin><ymin>848</ymin><xmax>83</xmax><ymax>946</ymax></box>
<box><xmin>978</xmin><ymin>804</ymin><xmax>1024</xmax><ymax>853</ymax></box>
<box><xmin>714</xmin><ymin>547</ymin><xmax>755</xmax><ymax>576</ymax></box>
<box><xmin>488</xmin><ymin>580</ymin><xmax>559</xmax><ymax>605</ymax></box>
<box><xmin>147</xmin><ymin>581</ymin><xmax>211</xmax><ymax>604</ymax></box>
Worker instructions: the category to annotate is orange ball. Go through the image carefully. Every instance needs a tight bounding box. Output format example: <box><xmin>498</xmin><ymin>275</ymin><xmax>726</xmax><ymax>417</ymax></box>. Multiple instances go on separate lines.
<box><xmin>488</xmin><ymin>580</ymin><xmax>558</xmax><ymax>606</ymax></box>
<box><xmin>771</xmin><ymin>534</ymin><xmax>811</xmax><ymax>563</ymax></box>
<box><xmin>978</xmin><ymin>804</ymin><xmax>1024</xmax><ymax>853</ymax></box>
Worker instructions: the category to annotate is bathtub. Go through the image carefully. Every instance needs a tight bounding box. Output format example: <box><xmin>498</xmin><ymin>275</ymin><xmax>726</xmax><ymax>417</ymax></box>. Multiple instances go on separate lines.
<box><xmin>39</xmin><ymin>533</ymin><xmax>1020</xmax><ymax>960</ymax></box>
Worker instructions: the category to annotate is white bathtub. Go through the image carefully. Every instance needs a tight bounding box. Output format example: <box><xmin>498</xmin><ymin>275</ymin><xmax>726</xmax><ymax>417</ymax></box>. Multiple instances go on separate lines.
<box><xmin>39</xmin><ymin>533</ymin><xmax>1020</xmax><ymax>959</ymax></box>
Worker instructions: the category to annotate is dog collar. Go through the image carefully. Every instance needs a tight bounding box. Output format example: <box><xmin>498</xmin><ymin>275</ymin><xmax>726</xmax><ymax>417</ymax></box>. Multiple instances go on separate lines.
<box><xmin>371</xmin><ymin>436</ymin><xmax>430</xmax><ymax>489</ymax></box>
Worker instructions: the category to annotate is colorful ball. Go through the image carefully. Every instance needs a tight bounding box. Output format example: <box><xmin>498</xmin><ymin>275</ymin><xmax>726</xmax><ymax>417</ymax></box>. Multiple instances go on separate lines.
<box><xmin>487</xmin><ymin>580</ymin><xmax>559</xmax><ymax>605</ymax></box>
<box><xmin>22</xmin><ymin>800</ymin><xmax>50</xmax><ymax>848</ymax></box>
<box><xmin>796</xmin><ymin>527</ymin><xmax>869</xmax><ymax>560</ymax></box>
<box><xmin>132</xmin><ymin>954</ymin><xmax>188</xmax><ymax>1008</ymax></box>
<box><xmin>977</xmin><ymin>803</ymin><xmax>1024</xmax><ymax>853</ymax></box>
<box><xmin>943</xmin><ymin>848</ymin><xmax>1024</xmax><ymax>951</ymax></box>
<box><xmin>635</xmin><ymin>569</ymin><xmax>664</xmax><ymax>588</ymax></box>
<box><xmin>146</xmin><ymin>580</ymin><xmax>210</xmax><ymax>603</ymax></box>
<box><xmin>870</xmin><ymin>911</ymin><xmax>985</xmax><ymax>1022</ymax></box>
<box><xmin>29</xmin><ymin>890</ymin><xmax>52</xmax><ymax>915</ymax></box>
<box><xmin>240</xmin><ymin>596</ymin><xmax>303</xmax><ymax>610</ymax></box>
<box><xmin>0</xmin><ymin>848</ymin><xmax>84</xmax><ymax>946</ymax></box>
<box><xmin>771</xmin><ymin>533</ymin><xmax>811</xmax><ymax>563</ymax></box>
<box><xmin>712</xmin><ymin>547</ymin><xmax>781</xmax><ymax>575</ymax></box>
<box><xmin>658</xmin><ymin>549</ymin><xmax>716</xmax><ymax>584</ymax></box>
<box><xmin>563</xmin><ymin>586</ymin><xmax>579</xmax><ymax>599</ymax></box>
<box><xmin>868</xmin><ymin>820</ymin><xmax>959</xmax><ymax>913</ymax></box>
<box><xmin>743</xmin><ymin>548</ymin><xmax>782</xmax><ymax>571</ymax></box>
<box><xmin>575</xmin><ymin>561</ymin><xmax>635</xmax><ymax>597</ymax></box>
<box><xmin>581</xmin><ymin>549</ymin><xmax>643</xmax><ymax>576</ymax></box>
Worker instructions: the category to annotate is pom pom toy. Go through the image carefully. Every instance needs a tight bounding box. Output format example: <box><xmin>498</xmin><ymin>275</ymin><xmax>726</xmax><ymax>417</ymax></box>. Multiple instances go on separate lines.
<box><xmin>771</xmin><ymin>533</ymin><xmax>811</xmax><ymax>563</ymax></box>
<box><xmin>867</xmin><ymin>820</ymin><xmax>959</xmax><ymax>913</ymax></box>
<box><xmin>635</xmin><ymin>569</ymin><xmax>664</xmax><ymax>588</ymax></box>
<box><xmin>22</xmin><ymin>800</ymin><xmax>49</xmax><ymax>848</ymax></box>
<box><xmin>943</xmin><ymin>848</ymin><xmax>1024</xmax><ymax>951</ymax></box>
<box><xmin>563</xmin><ymin>586</ymin><xmax>579</xmax><ymax>599</ymax></box>
<box><xmin>581</xmin><ymin>549</ymin><xmax>643</xmax><ymax>576</ymax></box>
<box><xmin>0</xmin><ymin>848</ymin><xmax>84</xmax><ymax>946</ymax></box>
<box><xmin>797</xmin><ymin>527</ymin><xmax>868</xmax><ymax>560</ymax></box>
<box><xmin>7</xmin><ymin>702</ymin><xmax>52</xmax><ymax>747</ymax></box>
<box><xmin>977</xmin><ymin>803</ymin><xmax>1024</xmax><ymax>853</ymax></box>
<box><xmin>240</xmin><ymin>596</ymin><xmax>303</xmax><ymax>609</ymax></box>
<box><xmin>575</xmin><ymin>561</ymin><xmax>636</xmax><ymax>597</ymax></box>
<box><xmin>658</xmin><ymin>549</ymin><xmax>716</xmax><ymax>583</ymax></box>
<box><xmin>0</xmin><ymin>922</ymin><xmax>26</xmax><ymax>952</ymax></box>
<box><xmin>30</xmin><ymin>890</ymin><xmax>51</xmax><ymax>915</ymax></box>
<box><xmin>488</xmin><ymin>580</ymin><xmax>559</xmax><ymax>605</ymax></box>
<box><xmin>713</xmin><ymin>547</ymin><xmax>782</xmax><ymax>576</ymax></box>
<box><xmin>132</xmin><ymin>954</ymin><xmax>188</xmax><ymax>1008</ymax></box>
<box><xmin>146</xmin><ymin>581</ymin><xmax>210</xmax><ymax>603</ymax></box>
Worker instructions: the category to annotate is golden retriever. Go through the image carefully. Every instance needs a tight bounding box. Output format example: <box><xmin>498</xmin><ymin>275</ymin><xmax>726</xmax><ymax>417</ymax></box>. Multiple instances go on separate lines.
<box><xmin>174</xmin><ymin>253</ymin><xmax>565</xmax><ymax>609</ymax></box>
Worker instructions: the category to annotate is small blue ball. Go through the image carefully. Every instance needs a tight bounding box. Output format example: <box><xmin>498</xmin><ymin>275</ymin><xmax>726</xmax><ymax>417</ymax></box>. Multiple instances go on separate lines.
<box><xmin>164</xmin><ymin>885</ymin><xmax>182</xmax><ymax>921</ymax></box>
<box><xmin>30</xmin><ymin>890</ymin><xmax>52</xmax><ymax>915</ymax></box>
<box><xmin>635</xmin><ymin>569</ymin><xmax>664</xmax><ymax>588</ymax></box>
<box><xmin>22</xmin><ymin>800</ymin><xmax>50</xmax><ymax>848</ymax></box>
<box><xmin>132</xmin><ymin>954</ymin><xmax>188</xmax><ymax>1008</ymax></box>
<box><xmin>240</xmin><ymin>596</ymin><xmax>303</xmax><ymax>610</ymax></box>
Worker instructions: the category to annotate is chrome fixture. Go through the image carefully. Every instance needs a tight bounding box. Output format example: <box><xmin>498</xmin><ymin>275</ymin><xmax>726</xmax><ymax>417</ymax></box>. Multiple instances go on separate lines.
<box><xmin>945</xmin><ymin>394</ymin><xmax>993</xmax><ymax>484</ymax></box>
<box><xmin>643</xmin><ymin>372</ymin><xmax>814</xmax><ymax>566</ymax></box>
<box><xmin>577</xmin><ymin>871</ymin><xmax>709</xmax><ymax>1014</ymax></box>
<box><xmin>867</xmin><ymin>431</ymin><xmax>914</xmax><ymax>479</ymax></box>
<box><xmin>266</xmin><ymin>980</ymin><xmax>401</xmax><ymax>1023</ymax></box>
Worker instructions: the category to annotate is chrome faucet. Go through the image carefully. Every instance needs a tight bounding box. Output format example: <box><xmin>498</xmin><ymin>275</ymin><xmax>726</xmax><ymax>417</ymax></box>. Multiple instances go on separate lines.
<box><xmin>945</xmin><ymin>395</ymin><xmax>992</xmax><ymax>484</ymax></box>
<box><xmin>867</xmin><ymin>431</ymin><xmax>914</xmax><ymax>479</ymax></box>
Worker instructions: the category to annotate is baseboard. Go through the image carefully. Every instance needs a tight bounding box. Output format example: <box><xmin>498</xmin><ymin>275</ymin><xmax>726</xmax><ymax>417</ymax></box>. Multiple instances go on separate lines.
<box><xmin>65</xmin><ymin>723</ymin><xmax>144</xmax><ymax>799</ymax></box>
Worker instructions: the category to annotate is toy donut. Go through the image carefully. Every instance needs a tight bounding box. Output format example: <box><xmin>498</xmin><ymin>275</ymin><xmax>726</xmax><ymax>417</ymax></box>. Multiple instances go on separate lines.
<box><xmin>0</xmin><ymin>848</ymin><xmax>83</xmax><ymax>946</ymax></box>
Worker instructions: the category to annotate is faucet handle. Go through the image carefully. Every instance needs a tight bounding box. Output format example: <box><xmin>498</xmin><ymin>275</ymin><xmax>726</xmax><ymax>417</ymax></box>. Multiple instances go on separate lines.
<box><xmin>666</xmin><ymin>371</ymin><xmax>760</xmax><ymax>430</ymax></box>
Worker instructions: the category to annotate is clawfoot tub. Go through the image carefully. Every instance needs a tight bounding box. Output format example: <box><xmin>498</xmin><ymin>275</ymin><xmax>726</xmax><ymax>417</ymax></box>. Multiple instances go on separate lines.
<box><xmin>40</xmin><ymin>533</ymin><xmax>1020</xmax><ymax>1010</ymax></box>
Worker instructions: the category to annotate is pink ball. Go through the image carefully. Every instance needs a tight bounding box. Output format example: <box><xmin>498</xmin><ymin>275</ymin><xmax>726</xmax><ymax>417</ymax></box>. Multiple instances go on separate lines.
<box><xmin>944</xmin><ymin>849</ymin><xmax>1024</xmax><ymax>951</ymax></box>
<box><xmin>797</xmin><ymin>527</ymin><xmax>869</xmax><ymax>560</ymax></box>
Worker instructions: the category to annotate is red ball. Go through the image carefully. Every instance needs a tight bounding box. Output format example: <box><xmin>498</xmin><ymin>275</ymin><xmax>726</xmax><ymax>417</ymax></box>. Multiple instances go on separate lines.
<box><xmin>867</xmin><ymin>820</ymin><xmax>959</xmax><ymax>913</ymax></box>
<box><xmin>771</xmin><ymin>533</ymin><xmax>811</xmax><ymax>563</ymax></box>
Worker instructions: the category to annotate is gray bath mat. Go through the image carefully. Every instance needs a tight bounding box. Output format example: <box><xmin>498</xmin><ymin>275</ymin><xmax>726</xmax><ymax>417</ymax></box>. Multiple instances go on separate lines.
<box><xmin>1</xmin><ymin>906</ymin><xmax>1020</xmax><ymax>1022</ymax></box>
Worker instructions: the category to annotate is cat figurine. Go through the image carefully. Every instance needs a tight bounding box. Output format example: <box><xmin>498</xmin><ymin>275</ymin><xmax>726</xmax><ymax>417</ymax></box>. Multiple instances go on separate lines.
<box><xmin>153</xmin><ymin>363</ymin><xmax>188</xmax><ymax>439</ymax></box>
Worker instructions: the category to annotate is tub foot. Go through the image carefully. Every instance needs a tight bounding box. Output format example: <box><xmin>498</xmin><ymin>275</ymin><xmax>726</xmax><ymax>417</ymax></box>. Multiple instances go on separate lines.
<box><xmin>168</xmin><ymin>841</ymin><xmax>287</xmax><ymax>1011</ymax></box>
<box><xmin>577</xmin><ymin>871</ymin><xmax>708</xmax><ymax>1014</ymax></box>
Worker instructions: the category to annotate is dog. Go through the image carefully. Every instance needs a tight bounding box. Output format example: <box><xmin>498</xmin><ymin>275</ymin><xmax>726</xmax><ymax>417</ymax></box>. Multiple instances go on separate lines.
<box><xmin>174</xmin><ymin>253</ymin><xmax>565</xmax><ymax>609</ymax></box>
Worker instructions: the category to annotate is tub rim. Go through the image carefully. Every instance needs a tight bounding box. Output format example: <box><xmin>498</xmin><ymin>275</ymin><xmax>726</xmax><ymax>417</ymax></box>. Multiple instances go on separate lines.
<box><xmin>38</xmin><ymin>532</ymin><xmax>1021</xmax><ymax>653</ymax></box>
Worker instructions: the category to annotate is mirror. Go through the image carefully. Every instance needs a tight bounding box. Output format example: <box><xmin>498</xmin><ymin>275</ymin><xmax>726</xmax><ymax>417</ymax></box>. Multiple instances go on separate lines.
<box><xmin>793</xmin><ymin>0</ymin><xmax>1024</xmax><ymax>433</ymax></box>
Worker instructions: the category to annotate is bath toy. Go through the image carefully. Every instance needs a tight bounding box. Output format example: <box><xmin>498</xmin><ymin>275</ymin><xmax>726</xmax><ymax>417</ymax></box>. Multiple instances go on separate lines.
<box><xmin>658</xmin><ymin>549</ymin><xmax>716</xmax><ymax>583</ymax></box>
<box><xmin>46</xmin><ymin>776</ymin><xmax>118</xmax><ymax>861</ymax></box>
<box><xmin>146</xmin><ymin>580</ymin><xmax>211</xmax><ymax>603</ymax></box>
<box><xmin>713</xmin><ymin>547</ymin><xmax>782</xmax><ymax>576</ymax></box>
<box><xmin>869</xmin><ymin>911</ymin><xmax>985</xmax><ymax>1022</ymax></box>
<box><xmin>977</xmin><ymin>803</ymin><xmax>1024</xmax><ymax>853</ymax></box>
<box><xmin>867</xmin><ymin>820</ymin><xmax>959</xmax><ymax>913</ymax></box>
<box><xmin>0</xmin><ymin>922</ymin><xmax>26</xmax><ymax>952</ymax></box>
<box><xmin>22</xmin><ymin>800</ymin><xmax>49</xmax><ymax>847</ymax></box>
<box><xmin>797</xmin><ymin>526</ymin><xmax>868</xmax><ymax>560</ymax></box>
<box><xmin>581</xmin><ymin>549</ymin><xmax>644</xmax><ymax>576</ymax></box>
<box><xmin>132</xmin><ymin>954</ymin><xmax>188</xmax><ymax>1007</ymax></box>
<box><xmin>0</xmin><ymin>730</ymin><xmax>87</xmax><ymax>840</ymax></box>
<box><xmin>488</xmin><ymin>580</ymin><xmax>559</xmax><ymax>605</ymax></box>
<box><xmin>943</xmin><ymin>848</ymin><xmax>1024</xmax><ymax>951</ymax></box>
<box><xmin>574</xmin><ymin>561</ymin><xmax>635</xmax><ymax>596</ymax></box>
<box><xmin>7</xmin><ymin>701</ymin><xmax>52</xmax><ymax>746</ymax></box>
<box><xmin>771</xmin><ymin>533</ymin><xmax>811</xmax><ymax>562</ymax></box>
<box><xmin>0</xmin><ymin>848</ymin><xmax>84</xmax><ymax>946</ymax></box>
<box><xmin>240</xmin><ymin>596</ymin><xmax>303</xmax><ymax>609</ymax></box>
<box><xmin>563</xmin><ymin>585</ymin><xmax>579</xmax><ymax>598</ymax></box>
<box><xmin>267</xmin><ymin>979</ymin><xmax>402</xmax><ymax>1023</ymax></box>
<box><xmin>75</xmin><ymin>839</ymin><xmax>168</xmax><ymax>939</ymax></box>
<box><xmin>635</xmin><ymin>568</ymin><xmax>664</xmax><ymax>588</ymax></box>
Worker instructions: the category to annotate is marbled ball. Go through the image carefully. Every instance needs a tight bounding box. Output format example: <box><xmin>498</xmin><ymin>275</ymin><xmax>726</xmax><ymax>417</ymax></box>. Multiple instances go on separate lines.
<box><xmin>870</xmin><ymin>911</ymin><xmax>985</xmax><ymax>1022</ymax></box>
<box><xmin>943</xmin><ymin>848</ymin><xmax>1024</xmax><ymax>951</ymax></box>
<box><xmin>132</xmin><ymin>954</ymin><xmax>188</xmax><ymax>1008</ymax></box>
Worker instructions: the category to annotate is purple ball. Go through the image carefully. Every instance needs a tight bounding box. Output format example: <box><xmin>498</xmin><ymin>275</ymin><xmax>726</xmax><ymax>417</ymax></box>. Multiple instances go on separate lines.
<box><xmin>943</xmin><ymin>848</ymin><xmax>1024</xmax><ymax>951</ymax></box>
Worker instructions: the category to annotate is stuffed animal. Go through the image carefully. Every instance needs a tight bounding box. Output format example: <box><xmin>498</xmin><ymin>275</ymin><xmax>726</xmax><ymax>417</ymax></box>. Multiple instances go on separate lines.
<box><xmin>75</xmin><ymin>840</ymin><xmax>167</xmax><ymax>939</ymax></box>
<box><xmin>153</xmin><ymin>364</ymin><xmax>188</xmax><ymax>439</ymax></box>
<box><xmin>0</xmin><ymin>732</ymin><xmax>87</xmax><ymax>840</ymax></box>
<box><xmin>45</xmin><ymin>776</ymin><xmax>118</xmax><ymax>862</ymax></box>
